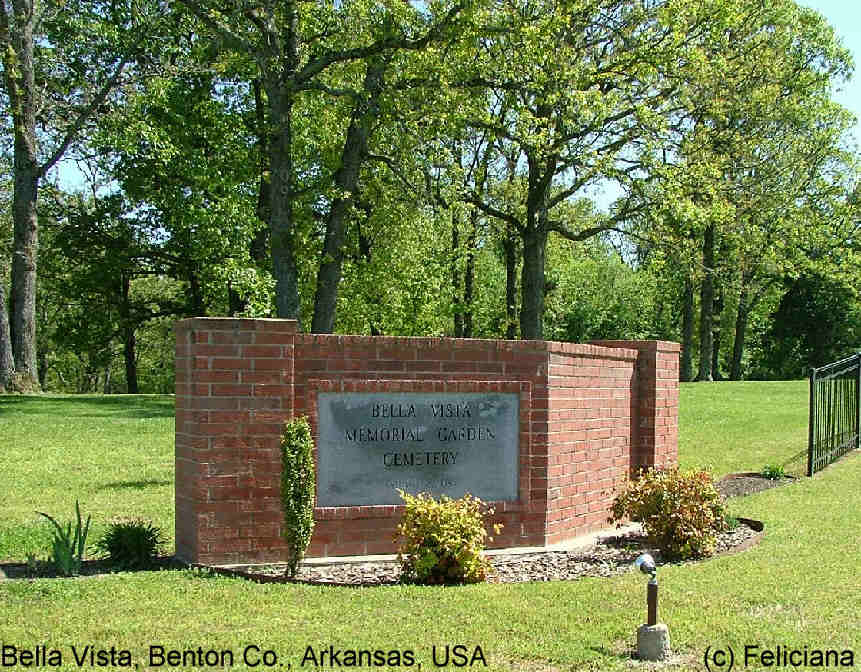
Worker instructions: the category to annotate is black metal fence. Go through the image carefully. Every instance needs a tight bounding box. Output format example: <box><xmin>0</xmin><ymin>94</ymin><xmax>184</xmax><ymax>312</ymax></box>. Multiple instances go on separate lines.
<box><xmin>808</xmin><ymin>352</ymin><xmax>861</xmax><ymax>476</ymax></box>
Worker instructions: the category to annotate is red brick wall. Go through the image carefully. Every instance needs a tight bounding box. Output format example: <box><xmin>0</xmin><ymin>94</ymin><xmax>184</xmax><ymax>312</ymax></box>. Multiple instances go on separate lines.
<box><xmin>175</xmin><ymin>318</ymin><xmax>679</xmax><ymax>565</ymax></box>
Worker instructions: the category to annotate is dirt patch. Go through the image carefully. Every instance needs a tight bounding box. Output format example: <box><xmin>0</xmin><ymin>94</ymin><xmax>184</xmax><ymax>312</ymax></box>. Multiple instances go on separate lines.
<box><xmin>717</xmin><ymin>472</ymin><xmax>797</xmax><ymax>499</ymax></box>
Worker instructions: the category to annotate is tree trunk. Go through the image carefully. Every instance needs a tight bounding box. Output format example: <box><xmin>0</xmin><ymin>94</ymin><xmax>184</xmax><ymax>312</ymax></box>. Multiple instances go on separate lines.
<box><xmin>267</xmin><ymin>83</ymin><xmax>302</xmax><ymax>322</ymax></box>
<box><xmin>124</xmin><ymin>330</ymin><xmax>138</xmax><ymax>394</ymax></box>
<box><xmin>0</xmin><ymin>281</ymin><xmax>12</xmax><ymax>391</ymax></box>
<box><xmin>228</xmin><ymin>281</ymin><xmax>245</xmax><ymax>316</ymax></box>
<box><xmin>311</xmin><ymin>59</ymin><xmax>386</xmax><ymax>334</ymax></box>
<box><xmin>519</xmin><ymin>226</ymin><xmax>547</xmax><ymax>340</ymax></box>
<box><xmin>4</xmin><ymin>0</ymin><xmax>40</xmax><ymax>389</ymax></box>
<box><xmin>266</xmin><ymin>3</ymin><xmax>302</xmax><ymax>324</ymax></box>
<box><xmin>503</xmin><ymin>152</ymin><xmax>519</xmax><ymax>340</ymax></box>
<box><xmin>680</xmin><ymin>271</ymin><xmax>694</xmax><ymax>382</ymax></box>
<box><xmin>730</xmin><ymin>286</ymin><xmax>750</xmax><ymax>381</ymax></box>
<box><xmin>120</xmin><ymin>274</ymin><xmax>138</xmax><ymax>394</ymax></box>
<box><xmin>463</xmin><ymin>209</ymin><xmax>477</xmax><ymax>338</ymax></box>
<box><xmin>252</xmin><ymin>77</ymin><xmax>271</xmax><ymax>232</ymax></box>
<box><xmin>37</xmin><ymin>347</ymin><xmax>47</xmax><ymax>390</ymax></box>
<box><xmin>711</xmin><ymin>287</ymin><xmax>723</xmax><ymax>380</ymax></box>
<box><xmin>10</xmin><ymin>158</ymin><xmax>39</xmax><ymax>387</ymax></box>
<box><xmin>451</xmin><ymin>217</ymin><xmax>463</xmax><ymax>337</ymax></box>
<box><xmin>696</xmin><ymin>223</ymin><xmax>715</xmax><ymax>381</ymax></box>
<box><xmin>503</xmin><ymin>224</ymin><xmax>518</xmax><ymax>340</ymax></box>
<box><xmin>188</xmin><ymin>271</ymin><xmax>205</xmax><ymax>316</ymax></box>
<box><xmin>355</xmin><ymin>200</ymin><xmax>382</xmax><ymax>336</ymax></box>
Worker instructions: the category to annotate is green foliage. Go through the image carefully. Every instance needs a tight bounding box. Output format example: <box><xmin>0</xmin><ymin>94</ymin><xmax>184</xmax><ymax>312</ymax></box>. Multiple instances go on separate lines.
<box><xmin>396</xmin><ymin>491</ymin><xmax>501</xmax><ymax>584</ymax></box>
<box><xmin>280</xmin><ymin>417</ymin><xmax>316</xmax><ymax>578</ymax></box>
<box><xmin>610</xmin><ymin>467</ymin><xmax>727</xmax><ymax>560</ymax></box>
<box><xmin>544</xmin><ymin>238</ymin><xmax>664</xmax><ymax>343</ymax></box>
<box><xmin>760</xmin><ymin>464</ymin><xmax>786</xmax><ymax>481</ymax></box>
<box><xmin>758</xmin><ymin>272</ymin><xmax>861</xmax><ymax>378</ymax></box>
<box><xmin>94</xmin><ymin>518</ymin><xmax>165</xmax><ymax>570</ymax></box>
<box><xmin>36</xmin><ymin>501</ymin><xmax>92</xmax><ymax>576</ymax></box>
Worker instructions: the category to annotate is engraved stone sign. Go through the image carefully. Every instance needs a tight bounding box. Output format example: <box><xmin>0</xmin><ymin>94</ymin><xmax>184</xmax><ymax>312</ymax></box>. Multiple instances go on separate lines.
<box><xmin>317</xmin><ymin>392</ymin><xmax>519</xmax><ymax>507</ymax></box>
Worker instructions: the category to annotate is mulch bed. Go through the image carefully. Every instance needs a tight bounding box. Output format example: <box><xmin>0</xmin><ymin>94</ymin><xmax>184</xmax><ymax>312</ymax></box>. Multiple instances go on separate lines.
<box><xmin>716</xmin><ymin>472</ymin><xmax>797</xmax><ymax>499</ymax></box>
<box><xmin>0</xmin><ymin>474</ymin><xmax>787</xmax><ymax>585</ymax></box>
<box><xmin>205</xmin><ymin>516</ymin><xmax>764</xmax><ymax>587</ymax></box>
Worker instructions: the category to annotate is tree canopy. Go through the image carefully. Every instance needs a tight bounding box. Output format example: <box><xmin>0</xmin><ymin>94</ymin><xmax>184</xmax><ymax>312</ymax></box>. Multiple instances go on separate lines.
<box><xmin>1</xmin><ymin>0</ymin><xmax>858</xmax><ymax>392</ymax></box>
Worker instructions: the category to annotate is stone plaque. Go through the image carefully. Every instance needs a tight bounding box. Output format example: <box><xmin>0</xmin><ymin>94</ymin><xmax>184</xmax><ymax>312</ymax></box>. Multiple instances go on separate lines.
<box><xmin>317</xmin><ymin>392</ymin><xmax>519</xmax><ymax>507</ymax></box>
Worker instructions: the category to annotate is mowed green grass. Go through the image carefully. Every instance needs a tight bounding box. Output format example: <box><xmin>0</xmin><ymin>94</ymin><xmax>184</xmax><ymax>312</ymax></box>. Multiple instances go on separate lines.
<box><xmin>678</xmin><ymin>380</ymin><xmax>810</xmax><ymax>476</ymax></box>
<box><xmin>2</xmin><ymin>383</ymin><xmax>860</xmax><ymax>672</ymax></box>
<box><xmin>0</xmin><ymin>395</ymin><xmax>175</xmax><ymax>561</ymax></box>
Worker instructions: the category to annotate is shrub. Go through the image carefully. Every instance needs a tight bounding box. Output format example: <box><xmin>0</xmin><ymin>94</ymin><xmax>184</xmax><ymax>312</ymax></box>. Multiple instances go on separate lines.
<box><xmin>396</xmin><ymin>491</ymin><xmax>501</xmax><ymax>584</ymax></box>
<box><xmin>94</xmin><ymin>518</ymin><xmax>165</xmax><ymax>570</ymax></box>
<box><xmin>281</xmin><ymin>416</ymin><xmax>315</xmax><ymax>578</ymax></box>
<box><xmin>760</xmin><ymin>464</ymin><xmax>786</xmax><ymax>480</ymax></box>
<box><xmin>37</xmin><ymin>500</ymin><xmax>91</xmax><ymax>576</ymax></box>
<box><xmin>610</xmin><ymin>467</ymin><xmax>727</xmax><ymax>560</ymax></box>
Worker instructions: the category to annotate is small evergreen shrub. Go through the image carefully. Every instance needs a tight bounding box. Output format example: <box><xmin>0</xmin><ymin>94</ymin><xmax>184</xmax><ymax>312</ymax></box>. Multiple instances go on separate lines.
<box><xmin>37</xmin><ymin>500</ymin><xmax>91</xmax><ymax>576</ymax></box>
<box><xmin>610</xmin><ymin>467</ymin><xmax>727</xmax><ymax>560</ymax></box>
<box><xmin>94</xmin><ymin>518</ymin><xmax>165</xmax><ymax>570</ymax></box>
<box><xmin>760</xmin><ymin>463</ymin><xmax>786</xmax><ymax>480</ymax></box>
<box><xmin>280</xmin><ymin>416</ymin><xmax>315</xmax><ymax>578</ymax></box>
<box><xmin>396</xmin><ymin>491</ymin><xmax>501</xmax><ymax>584</ymax></box>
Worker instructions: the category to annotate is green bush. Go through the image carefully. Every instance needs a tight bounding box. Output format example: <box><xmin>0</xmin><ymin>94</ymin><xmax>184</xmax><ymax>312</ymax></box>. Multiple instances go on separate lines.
<box><xmin>280</xmin><ymin>416</ymin><xmax>315</xmax><ymax>578</ymax></box>
<box><xmin>94</xmin><ymin>518</ymin><xmax>165</xmax><ymax>570</ymax></box>
<box><xmin>760</xmin><ymin>463</ymin><xmax>786</xmax><ymax>480</ymax></box>
<box><xmin>396</xmin><ymin>491</ymin><xmax>501</xmax><ymax>584</ymax></box>
<box><xmin>37</xmin><ymin>500</ymin><xmax>91</xmax><ymax>576</ymax></box>
<box><xmin>610</xmin><ymin>467</ymin><xmax>727</xmax><ymax>560</ymax></box>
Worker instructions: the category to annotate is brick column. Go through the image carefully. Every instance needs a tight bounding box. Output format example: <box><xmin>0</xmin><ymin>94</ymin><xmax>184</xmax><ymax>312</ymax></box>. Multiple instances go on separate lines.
<box><xmin>591</xmin><ymin>341</ymin><xmax>680</xmax><ymax>471</ymax></box>
<box><xmin>175</xmin><ymin>318</ymin><xmax>298</xmax><ymax>565</ymax></box>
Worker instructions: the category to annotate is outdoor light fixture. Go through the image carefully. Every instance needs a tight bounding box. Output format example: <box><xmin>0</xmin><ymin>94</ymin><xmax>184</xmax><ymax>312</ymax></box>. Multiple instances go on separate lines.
<box><xmin>633</xmin><ymin>553</ymin><xmax>670</xmax><ymax>661</ymax></box>
<box><xmin>634</xmin><ymin>553</ymin><xmax>658</xmax><ymax>625</ymax></box>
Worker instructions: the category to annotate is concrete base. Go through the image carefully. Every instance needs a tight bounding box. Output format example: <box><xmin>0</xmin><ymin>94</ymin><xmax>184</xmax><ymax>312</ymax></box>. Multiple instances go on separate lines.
<box><xmin>637</xmin><ymin>623</ymin><xmax>671</xmax><ymax>661</ymax></box>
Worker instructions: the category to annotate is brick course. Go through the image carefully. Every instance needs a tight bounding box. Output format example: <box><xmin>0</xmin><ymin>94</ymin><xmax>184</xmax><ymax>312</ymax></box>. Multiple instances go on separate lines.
<box><xmin>175</xmin><ymin>318</ymin><xmax>679</xmax><ymax>565</ymax></box>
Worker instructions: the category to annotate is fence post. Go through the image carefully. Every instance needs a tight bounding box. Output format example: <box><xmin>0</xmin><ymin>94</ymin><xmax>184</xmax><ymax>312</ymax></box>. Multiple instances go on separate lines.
<box><xmin>856</xmin><ymin>353</ymin><xmax>860</xmax><ymax>452</ymax></box>
<box><xmin>808</xmin><ymin>367</ymin><xmax>816</xmax><ymax>478</ymax></box>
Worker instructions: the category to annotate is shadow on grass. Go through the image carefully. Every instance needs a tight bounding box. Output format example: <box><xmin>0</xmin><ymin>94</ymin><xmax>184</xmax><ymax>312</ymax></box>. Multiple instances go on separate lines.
<box><xmin>98</xmin><ymin>479</ymin><xmax>173</xmax><ymax>491</ymax></box>
<box><xmin>0</xmin><ymin>395</ymin><xmax>174</xmax><ymax>419</ymax></box>
<box><xmin>588</xmin><ymin>646</ymin><xmax>631</xmax><ymax>663</ymax></box>
<box><xmin>0</xmin><ymin>556</ymin><xmax>187</xmax><ymax>581</ymax></box>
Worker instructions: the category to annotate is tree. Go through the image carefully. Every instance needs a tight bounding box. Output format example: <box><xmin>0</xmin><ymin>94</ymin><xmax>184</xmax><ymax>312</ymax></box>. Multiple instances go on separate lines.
<box><xmin>100</xmin><ymin>71</ymin><xmax>265</xmax><ymax>318</ymax></box>
<box><xmin>0</xmin><ymin>170</ymin><xmax>11</xmax><ymax>389</ymax></box>
<box><xmin>0</xmin><ymin>0</ymin><xmax>160</xmax><ymax>387</ymax></box>
<box><xmin>461</xmin><ymin>0</ymin><xmax>684</xmax><ymax>339</ymax></box>
<box><xmin>644</xmin><ymin>0</ymin><xmax>854</xmax><ymax>380</ymax></box>
<box><xmin>177</xmin><ymin>0</ymin><xmax>477</xmax><ymax>326</ymax></box>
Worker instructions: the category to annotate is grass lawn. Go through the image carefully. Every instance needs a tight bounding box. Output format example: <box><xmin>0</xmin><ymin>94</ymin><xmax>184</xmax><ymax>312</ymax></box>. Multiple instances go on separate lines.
<box><xmin>2</xmin><ymin>382</ymin><xmax>859</xmax><ymax>671</ymax></box>
<box><xmin>0</xmin><ymin>395</ymin><xmax>174</xmax><ymax>561</ymax></box>
<box><xmin>678</xmin><ymin>380</ymin><xmax>810</xmax><ymax>477</ymax></box>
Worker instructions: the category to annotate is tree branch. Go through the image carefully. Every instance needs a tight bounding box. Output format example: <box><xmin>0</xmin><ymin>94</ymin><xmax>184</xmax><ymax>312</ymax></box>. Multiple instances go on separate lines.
<box><xmin>464</xmin><ymin>191</ymin><xmax>521</xmax><ymax>231</ymax></box>
<box><xmin>38</xmin><ymin>53</ymin><xmax>133</xmax><ymax>178</ymax></box>
<box><xmin>175</xmin><ymin>0</ymin><xmax>257</xmax><ymax>54</ymax></box>
<box><xmin>293</xmin><ymin>1</ymin><xmax>465</xmax><ymax>86</ymax></box>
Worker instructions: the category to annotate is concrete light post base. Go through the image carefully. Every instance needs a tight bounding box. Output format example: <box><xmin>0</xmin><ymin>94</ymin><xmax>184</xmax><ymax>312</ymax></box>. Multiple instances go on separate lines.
<box><xmin>637</xmin><ymin>623</ymin><xmax>671</xmax><ymax>661</ymax></box>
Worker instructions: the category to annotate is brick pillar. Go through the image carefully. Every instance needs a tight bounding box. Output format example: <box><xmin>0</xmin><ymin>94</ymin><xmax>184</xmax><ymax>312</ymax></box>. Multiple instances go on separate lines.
<box><xmin>175</xmin><ymin>317</ymin><xmax>298</xmax><ymax>565</ymax></box>
<box><xmin>591</xmin><ymin>341</ymin><xmax>680</xmax><ymax>471</ymax></box>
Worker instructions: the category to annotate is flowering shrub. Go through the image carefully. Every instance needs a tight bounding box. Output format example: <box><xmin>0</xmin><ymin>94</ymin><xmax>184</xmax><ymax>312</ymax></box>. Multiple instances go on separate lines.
<box><xmin>610</xmin><ymin>467</ymin><xmax>727</xmax><ymax>559</ymax></box>
<box><xmin>396</xmin><ymin>491</ymin><xmax>501</xmax><ymax>584</ymax></box>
